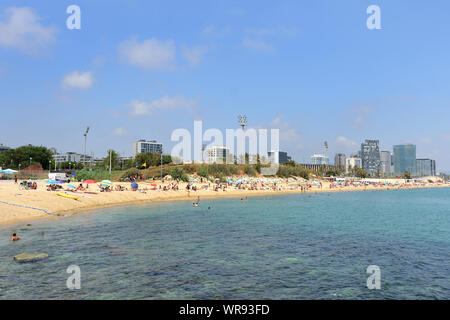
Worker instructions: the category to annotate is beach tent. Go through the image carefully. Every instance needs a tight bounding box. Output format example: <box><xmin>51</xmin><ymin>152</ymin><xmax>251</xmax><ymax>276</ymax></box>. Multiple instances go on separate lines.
<box><xmin>46</xmin><ymin>180</ymin><xmax>62</xmax><ymax>184</ymax></box>
<box><xmin>131</xmin><ymin>182</ymin><xmax>138</xmax><ymax>190</ymax></box>
<box><xmin>1</xmin><ymin>169</ymin><xmax>16</xmax><ymax>174</ymax></box>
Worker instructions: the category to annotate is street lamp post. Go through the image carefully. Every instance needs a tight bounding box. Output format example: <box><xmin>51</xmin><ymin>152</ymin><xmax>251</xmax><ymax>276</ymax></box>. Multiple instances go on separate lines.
<box><xmin>84</xmin><ymin>126</ymin><xmax>90</xmax><ymax>168</ymax></box>
<box><xmin>238</xmin><ymin>115</ymin><xmax>247</xmax><ymax>164</ymax></box>
<box><xmin>160</xmin><ymin>150</ymin><xmax>163</xmax><ymax>179</ymax></box>
<box><xmin>109</xmin><ymin>150</ymin><xmax>112</xmax><ymax>178</ymax></box>
<box><xmin>29</xmin><ymin>157</ymin><xmax>32</xmax><ymax>166</ymax></box>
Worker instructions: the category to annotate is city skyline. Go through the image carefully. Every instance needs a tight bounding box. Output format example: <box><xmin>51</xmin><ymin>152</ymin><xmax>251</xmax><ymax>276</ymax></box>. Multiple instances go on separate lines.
<box><xmin>0</xmin><ymin>135</ymin><xmax>441</xmax><ymax>175</ymax></box>
<box><xmin>1</xmin><ymin>1</ymin><xmax>450</xmax><ymax>172</ymax></box>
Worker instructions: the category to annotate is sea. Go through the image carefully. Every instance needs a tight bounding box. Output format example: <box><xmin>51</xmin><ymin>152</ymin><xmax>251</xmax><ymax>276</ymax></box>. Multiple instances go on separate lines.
<box><xmin>0</xmin><ymin>188</ymin><xmax>449</xmax><ymax>299</ymax></box>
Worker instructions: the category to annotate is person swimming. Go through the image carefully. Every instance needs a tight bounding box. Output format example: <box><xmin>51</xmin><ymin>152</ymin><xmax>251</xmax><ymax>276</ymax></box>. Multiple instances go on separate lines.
<box><xmin>192</xmin><ymin>196</ymin><xmax>200</xmax><ymax>207</ymax></box>
<box><xmin>11</xmin><ymin>233</ymin><xmax>21</xmax><ymax>241</ymax></box>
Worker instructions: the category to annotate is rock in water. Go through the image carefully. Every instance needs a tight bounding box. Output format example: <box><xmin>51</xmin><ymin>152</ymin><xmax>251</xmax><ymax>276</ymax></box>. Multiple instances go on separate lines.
<box><xmin>13</xmin><ymin>253</ymin><xmax>49</xmax><ymax>263</ymax></box>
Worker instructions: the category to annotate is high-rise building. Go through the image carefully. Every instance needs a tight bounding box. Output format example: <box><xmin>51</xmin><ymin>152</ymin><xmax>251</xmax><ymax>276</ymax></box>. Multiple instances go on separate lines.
<box><xmin>416</xmin><ymin>159</ymin><xmax>436</xmax><ymax>177</ymax></box>
<box><xmin>268</xmin><ymin>151</ymin><xmax>290</xmax><ymax>164</ymax></box>
<box><xmin>361</xmin><ymin>140</ymin><xmax>381</xmax><ymax>176</ymax></box>
<box><xmin>393</xmin><ymin>144</ymin><xmax>417</xmax><ymax>176</ymax></box>
<box><xmin>132</xmin><ymin>140</ymin><xmax>163</xmax><ymax>157</ymax></box>
<box><xmin>334</xmin><ymin>153</ymin><xmax>346</xmax><ymax>168</ymax></box>
<box><xmin>345</xmin><ymin>157</ymin><xmax>362</xmax><ymax>174</ymax></box>
<box><xmin>380</xmin><ymin>151</ymin><xmax>393</xmax><ymax>176</ymax></box>
<box><xmin>311</xmin><ymin>154</ymin><xmax>329</xmax><ymax>165</ymax></box>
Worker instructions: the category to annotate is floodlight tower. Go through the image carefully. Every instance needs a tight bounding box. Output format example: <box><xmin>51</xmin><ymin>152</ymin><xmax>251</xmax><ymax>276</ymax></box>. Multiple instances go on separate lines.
<box><xmin>324</xmin><ymin>141</ymin><xmax>329</xmax><ymax>165</ymax></box>
<box><xmin>238</xmin><ymin>115</ymin><xmax>247</xmax><ymax>163</ymax></box>
<box><xmin>83</xmin><ymin>126</ymin><xmax>90</xmax><ymax>168</ymax></box>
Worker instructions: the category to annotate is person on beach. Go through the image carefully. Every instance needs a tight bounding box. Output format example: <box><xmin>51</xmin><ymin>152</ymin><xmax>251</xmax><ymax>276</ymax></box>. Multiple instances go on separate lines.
<box><xmin>14</xmin><ymin>175</ymin><xmax>18</xmax><ymax>184</ymax></box>
<box><xmin>11</xmin><ymin>233</ymin><xmax>21</xmax><ymax>241</ymax></box>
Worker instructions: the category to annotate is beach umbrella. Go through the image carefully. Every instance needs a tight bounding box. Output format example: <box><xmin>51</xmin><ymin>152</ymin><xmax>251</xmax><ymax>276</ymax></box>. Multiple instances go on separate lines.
<box><xmin>83</xmin><ymin>180</ymin><xmax>97</xmax><ymax>184</ymax></box>
<box><xmin>101</xmin><ymin>180</ymin><xmax>112</xmax><ymax>185</ymax></box>
<box><xmin>66</xmin><ymin>184</ymin><xmax>76</xmax><ymax>188</ymax></box>
<box><xmin>2</xmin><ymin>169</ymin><xmax>15</xmax><ymax>174</ymax></box>
<box><xmin>151</xmin><ymin>183</ymin><xmax>157</xmax><ymax>187</ymax></box>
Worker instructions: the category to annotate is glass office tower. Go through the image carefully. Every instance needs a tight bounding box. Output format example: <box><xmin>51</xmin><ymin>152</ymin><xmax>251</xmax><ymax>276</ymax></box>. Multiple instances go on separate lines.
<box><xmin>393</xmin><ymin>144</ymin><xmax>417</xmax><ymax>176</ymax></box>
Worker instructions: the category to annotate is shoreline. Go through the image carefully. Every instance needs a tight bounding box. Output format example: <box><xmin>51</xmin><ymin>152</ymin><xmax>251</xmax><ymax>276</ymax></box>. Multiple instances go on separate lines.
<box><xmin>1</xmin><ymin>179</ymin><xmax>449</xmax><ymax>228</ymax></box>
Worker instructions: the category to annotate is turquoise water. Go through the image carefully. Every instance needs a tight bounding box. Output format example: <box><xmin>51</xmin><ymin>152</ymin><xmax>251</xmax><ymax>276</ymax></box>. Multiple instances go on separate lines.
<box><xmin>0</xmin><ymin>188</ymin><xmax>449</xmax><ymax>299</ymax></box>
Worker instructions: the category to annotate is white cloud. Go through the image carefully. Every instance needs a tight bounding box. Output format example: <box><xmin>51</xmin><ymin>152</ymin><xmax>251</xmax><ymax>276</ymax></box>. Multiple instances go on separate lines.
<box><xmin>62</xmin><ymin>71</ymin><xmax>95</xmax><ymax>89</ymax></box>
<box><xmin>202</xmin><ymin>25</ymin><xmax>231</xmax><ymax>37</ymax></box>
<box><xmin>245</xmin><ymin>26</ymin><xmax>299</xmax><ymax>37</ymax></box>
<box><xmin>242</xmin><ymin>38</ymin><xmax>274</xmax><ymax>52</ymax></box>
<box><xmin>419</xmin><ymin>137</ymin><xmax>432</xmax><ymax>144</ymax></box>
<box><xmin>118</xmin><ymin>37</ymin><xmax>176</xmax><ymax>71</ymax></box>
<box><xmin>269</xmin><ymin>115</ymin><xmax>300</xmax><ymax>142</ymax></box>
<box><xmin>92</xmin><ymin>55</ymin><xmax>107</xmax><ymax>67</ymax></box>
<box><xmin>182</xmin><ymin>45</ymin><xmax>207</xmax><ymax>67</ymax></box>
<box><xmin>352</xmin><ymin>105</ymin><xmax>372</xmax><ymax>127</ymax></box>
<box><xmin>128</xmin><ymin>96</ymin><xmax>197</xmax><ymax>116</ymax></box>
<box><xmin>113</xmin><ymin>127</ymin><xmax>127</xmax><ymax>136</ymax></box>
<box><xmin>0</xmin><ymin>7</ymin><xmax>57</xmax><ymax>55</ymax></box>
<box><xmin>336</xmin><ymin>136</ymin><xmax>358</xmax><ymax>148</ymax></box>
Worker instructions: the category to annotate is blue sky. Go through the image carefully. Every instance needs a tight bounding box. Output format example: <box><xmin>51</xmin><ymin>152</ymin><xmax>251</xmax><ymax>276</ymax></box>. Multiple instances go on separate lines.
<box><xmin>1</xmin><ymin>0</ymin><xmax>450</xmax><ymax>172</ymax></box>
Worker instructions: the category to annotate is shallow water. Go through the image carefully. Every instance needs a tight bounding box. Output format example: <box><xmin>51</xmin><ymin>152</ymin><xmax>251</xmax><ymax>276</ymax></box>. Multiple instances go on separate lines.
<box><xmin>0</xmin><ymin>188</ymin><xmax>449</xmax><ymax>299</ymax></box>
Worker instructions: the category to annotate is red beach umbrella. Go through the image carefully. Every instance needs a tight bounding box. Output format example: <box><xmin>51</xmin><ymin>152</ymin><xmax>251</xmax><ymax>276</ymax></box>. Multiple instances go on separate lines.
<box><xmin>83</xmin><ymin>180</ymin><xmax>97</xmax><ymax>184</ymax></box>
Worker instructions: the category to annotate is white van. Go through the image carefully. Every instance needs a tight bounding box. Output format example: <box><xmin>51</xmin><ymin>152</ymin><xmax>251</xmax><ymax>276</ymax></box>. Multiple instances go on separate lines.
<box><xmin>48</xmin><ymin>173</ymin><xmax>71</xmax><ymax>183</ymax></box>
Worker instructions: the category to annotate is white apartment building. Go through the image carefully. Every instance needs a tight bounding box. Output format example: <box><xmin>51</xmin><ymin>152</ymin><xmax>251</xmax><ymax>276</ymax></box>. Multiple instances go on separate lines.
<box><xmin>311</xmin><ymin>154</ymin><xmax>329</xmax><ymax>165</ymax></box>
<box><xmin>345</xmin><ymin>157</ymin><xmax>362</xmax><ymax>174</ymax></box>
<box><xmin>205</xmin><ymin>146</ymin><xmax>230</xmax><ymax>164</ymax></box>
<box><xmin>132</xmin><ymin>140</ymin><xmax>163</xmax><ymax>157</ymax></box>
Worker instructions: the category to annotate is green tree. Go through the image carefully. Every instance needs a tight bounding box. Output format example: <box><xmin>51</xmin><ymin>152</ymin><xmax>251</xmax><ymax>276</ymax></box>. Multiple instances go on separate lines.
<box><xmin>285</xmin><ymin>160</ymin><xmax>297</xmax><ymax>167</ymax></box>
<box><xmin>104</xmin><ymin>150</ymin><xmax>120</xmax><ymax>170</ymax></box>
<box><xmin>0</xmin><ymin>145</ymin><xmax>53</xmax><ymax>169</ymax></box>
<box><xmin>355</xmin><ymin>168</ymin><xmax>368</xmax><ymax>178</ymax></box>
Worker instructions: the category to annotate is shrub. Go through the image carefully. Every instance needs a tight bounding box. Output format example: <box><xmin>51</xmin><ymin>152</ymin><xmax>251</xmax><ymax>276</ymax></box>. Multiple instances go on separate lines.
<box><xmin>277</xmin><ymin>165</ymin><xmax>293</xmax><ymax>178</ymax></box>
<box><xmin>182</xmin><ymin>164</ymin><xmax>196</xmax><ymax>174</ymax></box>
<box><xmin>76</xmin><ymin>170</ymin><xmax>112</xmax><ymax>182</ymax></box>
<box><xmin>197</xmin><ymin>165</ymin><xmax>209</xmax><ymax>178</ymax></box>
<box><xmin>120</xmin><ymin>168</ymin><xmax>141</xmax><ymax>180</ymax></box>
<box><xmin>243</xmin><ymin>165</ymin><xmax>257</xmax><ymax>176</ymax></box>
<box><xmin>170</xmin><ymin>167</ymin><xmax>189</xmax><ymax>182</ymax></box>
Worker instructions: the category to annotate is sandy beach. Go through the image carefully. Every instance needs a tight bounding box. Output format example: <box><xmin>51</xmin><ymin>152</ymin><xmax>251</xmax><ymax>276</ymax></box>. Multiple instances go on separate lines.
<box><xmin>0</xmin><ymin>177</ymin><xmax>448</xmax><ymax>227</ymax></box>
